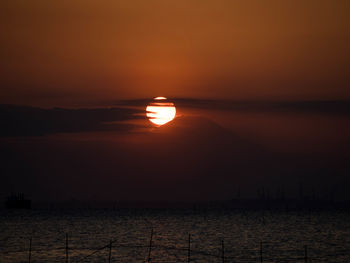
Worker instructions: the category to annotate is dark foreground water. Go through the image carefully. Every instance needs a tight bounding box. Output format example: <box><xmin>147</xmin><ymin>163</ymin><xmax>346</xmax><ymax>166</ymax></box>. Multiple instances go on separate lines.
<box><xmin>1</xmin><ymin>209</ymin><xmax>349</xmax><ymax>263</ymax></box>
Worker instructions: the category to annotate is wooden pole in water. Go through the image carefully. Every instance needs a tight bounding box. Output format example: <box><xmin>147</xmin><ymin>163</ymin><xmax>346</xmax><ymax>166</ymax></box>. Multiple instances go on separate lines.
<box><xmin>147</xmin><ymin>228</ymin><xmax>153</xmax><ymax>263</ymax></box>
<box><xmin>260</xmin><ymin>241</ymin><xmax>263</xmax><ymax>263</ymax></box>
<box><xmin>221</xmin><ymin>239</ymin><xmax>225</xmax><ymax>263</ymax></box>
<box><xmin>28</xmin><ymin>237</ymin><xmax>32</xmax><ymax>263</ymax></box>
<box><xmin>304</xmin><ymin>245</ymin><xmax>308</xmax><ymax>263</ymax></box>
<box><xmin>66</xmin><ymin>233</ymin><xmax>68</xmax><ymax>263</ymax></box>
<box><xmin>108</xmin><ymin>240</ymin><xmax>112</xmax><ymax>263</ymax></box>
<box><xmin>188</xmin><ymin>234</ymin><xmax>191</xmax><ymax>263</ymax></box>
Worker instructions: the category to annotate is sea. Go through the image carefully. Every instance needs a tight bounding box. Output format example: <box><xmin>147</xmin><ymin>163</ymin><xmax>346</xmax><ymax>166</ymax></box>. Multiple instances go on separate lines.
<box><xmin>1</xmin><ymin>209</ymin><xmax>350</xmax><ymax>262</ymax></box>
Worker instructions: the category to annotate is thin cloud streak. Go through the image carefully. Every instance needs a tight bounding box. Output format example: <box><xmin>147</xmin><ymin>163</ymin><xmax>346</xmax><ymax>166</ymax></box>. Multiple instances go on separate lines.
<box><xmin>0</xmin><ymin>105</ymin><xmax>145</xmax><ymax>137</ymax></box>
<box><xmin>114</xmin><ymin>98</ymin><xmax>350</xmax><ymax>116</ymax></box>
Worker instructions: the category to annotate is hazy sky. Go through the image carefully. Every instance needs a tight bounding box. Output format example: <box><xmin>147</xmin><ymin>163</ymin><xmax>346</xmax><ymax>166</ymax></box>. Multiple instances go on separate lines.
<box><xmin>1</xmin><ymin>0</ymin><xmax>350</xmax><ymax>106</ymax></box>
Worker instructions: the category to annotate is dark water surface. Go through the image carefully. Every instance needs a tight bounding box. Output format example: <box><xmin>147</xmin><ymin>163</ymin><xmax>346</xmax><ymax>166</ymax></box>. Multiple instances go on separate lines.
<box><xmin>1</xmin><ymin>209</ymin><xmax>349</xmax><ymax>262</ymax></box>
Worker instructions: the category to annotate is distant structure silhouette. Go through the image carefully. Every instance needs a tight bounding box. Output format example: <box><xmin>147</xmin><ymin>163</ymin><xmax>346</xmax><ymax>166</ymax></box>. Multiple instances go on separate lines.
<box><xmin>5</xmin><ymin>193</ymin><xmax>31</xmax><ymax>209</ymax></box>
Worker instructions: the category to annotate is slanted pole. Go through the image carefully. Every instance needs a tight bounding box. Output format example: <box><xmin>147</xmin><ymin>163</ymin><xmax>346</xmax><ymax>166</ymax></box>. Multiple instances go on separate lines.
<box><xmin>188</xmin><ymin>234</ymin><xmax>191</xmax><ymax>263</ymax></box>
<box><xmin>66</xmin><ymin>233</ymin><xmax>69</xmax><ymax>263</ymax></box>
<box><xmin>221</xmin><ymin>239</ymin><xmax>225</xmax><ymax>263</ymax></box>
<box><xmin>147</xmin><ymin>228</ymin><xmax>153</xmax><ymax>263</ymax></box>
<box><xmin>108</xmin><ymin>240</ymin><xmax>112</xmax><ymax>263</ymax></box>
<box><xmin>28</xmin><ymin>237</ymin><xmax>32</xmax><ymax>263</ymax></box>
<box><xmin>304</xmin><ymin>245</ymin><xmax>308</xmax><ymax>263</ymax></box>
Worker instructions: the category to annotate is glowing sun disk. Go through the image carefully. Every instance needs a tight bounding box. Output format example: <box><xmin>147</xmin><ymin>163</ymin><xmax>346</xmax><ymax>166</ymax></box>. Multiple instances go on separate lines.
<box><xmin>146</xmin><ymin>97</ymin><xmax>176</xmax><ymax>126</ymax></box>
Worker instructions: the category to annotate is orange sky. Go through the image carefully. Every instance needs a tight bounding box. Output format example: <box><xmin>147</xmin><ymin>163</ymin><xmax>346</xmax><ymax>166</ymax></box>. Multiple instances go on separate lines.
<box><xmin>1</xmin><ymin>0</ymin><xmax>349</xmax><ymax>106</ymax></box>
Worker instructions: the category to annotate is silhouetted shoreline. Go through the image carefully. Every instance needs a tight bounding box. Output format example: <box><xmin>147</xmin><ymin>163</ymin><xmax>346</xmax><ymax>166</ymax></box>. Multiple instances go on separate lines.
<box><xmin>3</xmin><ymin>198</ymin><xmax>350</xmax><ymax>211</ymax></box>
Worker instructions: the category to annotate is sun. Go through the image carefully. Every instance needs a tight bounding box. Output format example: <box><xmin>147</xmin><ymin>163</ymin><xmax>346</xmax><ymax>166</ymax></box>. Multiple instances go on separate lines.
<box><xmin>146</xmin><ymin>97</ymin><xmax>176</xmax><ymax>126</ymax></box>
